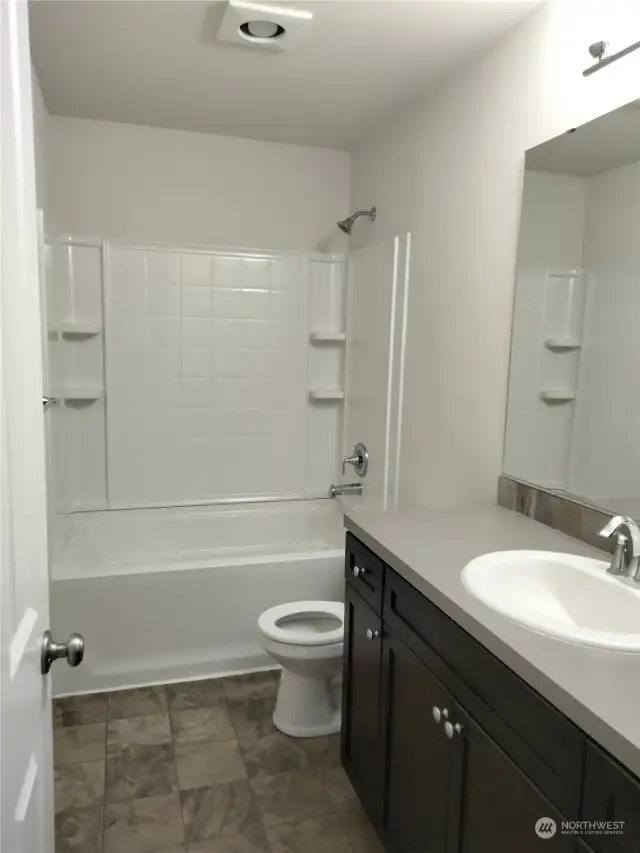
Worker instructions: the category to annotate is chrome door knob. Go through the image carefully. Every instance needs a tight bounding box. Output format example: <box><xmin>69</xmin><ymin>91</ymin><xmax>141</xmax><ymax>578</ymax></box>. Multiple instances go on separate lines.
<box><xmin>432</xmin><ymin>706</ymin><xmax>449</xmax><ymax>724</ymax></box>
<box><xmin>444</xmin><ymin>721</ymin><xmax>463</xmax><ymax>739</ymax></box>
<box><xmin>366</xmin><ymin>628</ymin><xmax>381</xmax><ymax>641</ymax></box>
<box><xmin>42</xmin><ymin>396</ymin><xmax>58</xmax><ymax>410</ymax></box>
<box><xmin>41</xmin><ymin>630</ymin><xmax>85</xmax><ymax>675</ymax></box>
<box><xmin>353</xmin><ymin>565</ymin><xmax>367</xmax><ymax>578</ymax></box>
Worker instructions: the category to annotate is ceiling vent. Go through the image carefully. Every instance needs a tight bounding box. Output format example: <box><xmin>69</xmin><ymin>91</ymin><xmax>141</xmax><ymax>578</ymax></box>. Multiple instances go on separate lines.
<box><xmin>217</xmin><ymin>1</ymin><xmax>313</xmax><ymax>52</ymax></box>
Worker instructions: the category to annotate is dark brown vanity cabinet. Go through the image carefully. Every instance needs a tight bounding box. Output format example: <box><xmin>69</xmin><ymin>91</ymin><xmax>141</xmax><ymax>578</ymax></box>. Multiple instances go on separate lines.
<box><xmin>341</xmin><ymin>581</ymin><xmax>383</xmax><ymax>815</ymax></box>
<box><xmin>342</xmin><ymin>533</ymin><xmax>640</xmax><ymax>853</ymax></box>
<box><xmin>447</xmin><ymin>702</ymin><xmax>572</xmax><ymax>853</ymax></box>
<box><xmin>379</xmin><ymin>629</ymin><xmax>454</xmax><ymax>853</ymax></box>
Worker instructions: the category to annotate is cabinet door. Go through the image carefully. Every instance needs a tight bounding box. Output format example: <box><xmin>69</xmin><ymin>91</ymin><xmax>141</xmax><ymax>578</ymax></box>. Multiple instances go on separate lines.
<box><xmin>379</xmin><ymin>628</ymin><xmax>454</xmax><ymax>853</ymax></box>
<box><xmin>581</xmin><ymin>741</ymin><xmax>640</xmax><ymax>853</ymax></box>
<box><xmin>341</xmin><ymin>583</ymin><xmax>383</xmax><ymax>815</ymax></box>
<box><xmin>448</xmin><ymin>703</ymin><xmax>574</xmax><ymax>853</ymax></box>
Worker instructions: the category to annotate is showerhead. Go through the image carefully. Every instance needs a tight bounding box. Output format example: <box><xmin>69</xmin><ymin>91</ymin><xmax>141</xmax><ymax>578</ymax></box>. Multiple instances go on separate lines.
<box><xmin>337</xmin><ymin>206</ymin><xmax>376</xmax><ymax>235</ymax></box>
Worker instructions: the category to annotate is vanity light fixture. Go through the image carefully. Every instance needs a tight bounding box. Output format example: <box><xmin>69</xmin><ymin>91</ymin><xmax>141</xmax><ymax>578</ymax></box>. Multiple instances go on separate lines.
<box><xmin>583</xmin><ymin>38</ymin><xmax>640</xmax><ymax>75</ymax></box>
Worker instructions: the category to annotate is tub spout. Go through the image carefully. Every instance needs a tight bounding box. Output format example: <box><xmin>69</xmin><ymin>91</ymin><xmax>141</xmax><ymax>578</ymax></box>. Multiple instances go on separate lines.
<box><xmin>329</xmin><ymin>483</ymin><xmax>362</xmax><ymax>498</ymax></box>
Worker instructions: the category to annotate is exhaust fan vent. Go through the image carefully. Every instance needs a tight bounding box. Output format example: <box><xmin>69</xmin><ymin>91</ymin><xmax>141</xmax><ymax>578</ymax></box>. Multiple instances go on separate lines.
<box><xmin>217</xmin><ymin>1</ymin><xmax>313</xmax><ymax>52</ymax></box>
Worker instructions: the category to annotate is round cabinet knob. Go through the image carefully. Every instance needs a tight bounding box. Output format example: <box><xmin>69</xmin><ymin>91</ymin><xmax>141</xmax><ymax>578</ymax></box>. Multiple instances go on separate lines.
<box><xmin>353</xmin><ymin>565</ymin><xmax>367</xmax><ymax>578</ymax></box>
<box><xmin>444</xmin><ymin>721</ymin><xmax>463</xmax><ymax>740</ymax></box>
<box><xmin>366</xmin><ymin>628</ymin><xmax>381</xmax><ymax>641</ymax></box>
<box><xmin>432</xmin><ymin>706</ymin><xmax>449</xmax><ymax>724</ymax></box>
<box><xmin>41</xmin><ymin>630</ymin><xmax>85</xmax><ymax>675</ymax></box>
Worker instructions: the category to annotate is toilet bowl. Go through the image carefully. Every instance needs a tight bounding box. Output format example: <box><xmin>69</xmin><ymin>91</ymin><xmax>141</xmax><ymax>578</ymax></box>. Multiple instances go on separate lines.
<box><xmin>258</xmin><ymin>600</ymin><xmax>344</xmax><ymax>738</ymax></box>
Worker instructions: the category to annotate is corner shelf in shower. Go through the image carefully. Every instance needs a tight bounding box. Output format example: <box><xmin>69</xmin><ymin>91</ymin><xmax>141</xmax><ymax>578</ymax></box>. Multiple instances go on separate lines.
<box><xmin>544</xmin><ymin>337</ymin><xmax>581</xmax><ymax>352</ymax></box>
<box><xmin>309</xmin><ymin>331</ymin><xmax>346</xmax><ymax>344</ymax></box>
<box><xmin>539</xmin><ymin>389</ymin><xmax>576</xmax><ymax>403</ymax></box>
<box><xmin>60</xmin><ymin>322</ymin><xmax>102</xmax><ymax>339</ymax></box>
<box><xmin>60</xmin><ymin>384</ymin><xmax>104</xmax><ymax>402</ymax></box>
<box><xmin>308</xmin><ymin>389</ymin><xmax>345</xmax><ymax>402</ymax></box>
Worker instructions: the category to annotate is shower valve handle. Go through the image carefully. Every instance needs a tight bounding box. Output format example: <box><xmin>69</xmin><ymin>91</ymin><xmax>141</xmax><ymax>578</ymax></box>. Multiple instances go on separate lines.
<box><xmin>341</xmin><ymin>442</ymin><xmax>368</xmax><ymax>477</ymax></box>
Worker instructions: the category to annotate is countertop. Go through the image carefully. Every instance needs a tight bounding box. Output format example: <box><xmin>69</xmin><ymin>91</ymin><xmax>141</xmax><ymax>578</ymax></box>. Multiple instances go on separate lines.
<box><xmin>344</xmin><ymin>502</ymin><xmax>640</xmax><ymax>779</ymax></box>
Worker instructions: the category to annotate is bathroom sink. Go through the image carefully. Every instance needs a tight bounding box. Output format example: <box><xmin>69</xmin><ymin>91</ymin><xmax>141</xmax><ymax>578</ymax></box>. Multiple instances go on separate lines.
<box><xmin>461</xmin><ymin>551</ymin><xmax>640</xmax><ymax>651</ymax></box>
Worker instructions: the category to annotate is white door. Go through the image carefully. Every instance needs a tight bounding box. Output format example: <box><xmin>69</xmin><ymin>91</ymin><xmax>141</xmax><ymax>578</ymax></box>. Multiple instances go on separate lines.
<box><xmin>343</xmin><ymin>234</ymin><xmax>411</xmax><ymax>510</ymax></box>
<box><xmin>1</xmin><ymin>1</ymin><xmax>54</xmax><ymax>850</ymax></box>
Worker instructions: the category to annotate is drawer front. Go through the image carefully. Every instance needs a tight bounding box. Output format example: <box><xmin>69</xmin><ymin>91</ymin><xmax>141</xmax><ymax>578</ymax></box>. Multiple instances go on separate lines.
<box><xmin>383</xmin><ymin>568</ymin><xmax>585</xmax><ymax>816</ymax></box>
<box><xmin>581</xmin><ymin>741</ymin><xmax>640</xmax><ymax>853</ymax></box>
<box><xmin>345</xmin><ymin>532</ymin><xmax>385</xmax><ymax>615</ymax></box>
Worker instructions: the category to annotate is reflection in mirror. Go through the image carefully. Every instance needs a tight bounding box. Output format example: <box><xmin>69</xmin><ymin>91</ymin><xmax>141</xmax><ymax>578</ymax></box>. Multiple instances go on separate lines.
<box><xmin>504</xmin><ymin>100</ymin><xmax>640</xmax><ymax>519</ymax></box>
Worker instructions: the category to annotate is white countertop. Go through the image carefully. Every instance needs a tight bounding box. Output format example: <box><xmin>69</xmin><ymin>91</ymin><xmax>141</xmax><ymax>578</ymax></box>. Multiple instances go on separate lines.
<box><xmin>344</xmin><ymin>502</ymin><xmax>640</xmax><ymax>778</ymax></box>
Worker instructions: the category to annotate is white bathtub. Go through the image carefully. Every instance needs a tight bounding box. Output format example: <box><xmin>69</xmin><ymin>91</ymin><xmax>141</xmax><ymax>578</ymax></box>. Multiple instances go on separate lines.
<box><xmin>50</xmin><ymin>500</ymin><xmax>345</xmax><ymax>695</ymax></box>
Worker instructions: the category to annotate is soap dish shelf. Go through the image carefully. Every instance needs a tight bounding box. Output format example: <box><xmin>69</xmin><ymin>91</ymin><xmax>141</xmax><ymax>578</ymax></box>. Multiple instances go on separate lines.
<box><xmin>309</xmin><ymin>389</ymin><xmax>344</xmax><ymax>402</ymax></box>
<box><xmin>540</xmin><ymin>389</ymin><xmax>576</xmax><ymax>403</ymax></box>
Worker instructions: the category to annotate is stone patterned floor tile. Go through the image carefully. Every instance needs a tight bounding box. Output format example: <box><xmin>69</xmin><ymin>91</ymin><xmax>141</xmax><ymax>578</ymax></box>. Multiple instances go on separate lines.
<box><xmin>319</xmin><ymin>766</ymin><xmax>359</xmax><ymax>812</ymax></box>
<box><xmin>105</xmin><ymin>743</ymin><xmax>178</xmax><ymax>803</ymax></box>
<box><xmin>297</xmin><ymin>735</ymin><xmax>340</xmax><ymax>770</ymax></box>
<box><xmin>54</xmin><ymin>723</ymin><xmax>107</xmax><ymax>767</ymax></box>
<box><xmin>250</xmin><ymin>769</ymin><xmax>333</xmax><ymax>827</ymax></box>
<box><xmin>171</xmin><ymin>706</ymin><xmax>236</xmax><ymax>747</ymax></box>
<box><xmin>54</xmin><ymin>695</ymin><xmax>108</xmax><ymax>728</ymax></box>
<box><xmin>186</xmin><ymin>827</ymin><xmax>270</xmax><ymax>853</ymax></box>
<box><xmin>266</xmin><ymin>814</ymin><xmax>351</xmax><ymax>853</ymax></box>
<box><xmin>166</xmin><ymin>679</ymin><xmax>225</xmax><ymax>712</ymax></box>
<box><xmin>180</xmin><ymin>780</ymin><xmax>262</xmax><ymax>843</ymax></box>
<box><xmin>339</xmin><ymin>809</ymin><xmax>385</xmax><ymax>853</ymax></box>
<box><xmin>175</xmin><ymin>739</ymin><xmax>247</xmax><ymax>790</ymax></box>
<box><xmin>108</xmin><ymin>687</ymin><xmax>168</xmax><ymax>720</ymax></box>
<box><xmin>222</xmin><ymin>672</ymin><xmax>278</xmax><ymax>702</ymax></box>
<box><xmin>239</xmin><ymin>732</ymin><xmax>309</xmax><ymax>778</ymax></box>
<box><xmin>227</xmin><ymin>697</ymin><xmax>276</xmax><ymax>745</ymax></box>
<box><xmin>103</xmin><ymin>793</ymin><xmax>184</xmax><ymax>853</ymax></box>
<box><xmin>107</xmin><ymin>714</ymin><xmax>172</xmax><ymax>755</ymax></box>
<box><xmin>54</xmin><ymin>805</ymin><xmax>103</xmax><ymax>853</ymax></box>
<box><xmin>55</xmin><ymin>761</ymin><xmax>106</xmax><ymax>813</ymax></box>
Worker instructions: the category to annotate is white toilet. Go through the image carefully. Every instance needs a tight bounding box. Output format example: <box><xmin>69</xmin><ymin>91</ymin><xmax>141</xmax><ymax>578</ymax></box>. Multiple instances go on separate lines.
<box><xmin>258</xmin><ymin>600</ymin><xmax>344</xmax><ymax>738</ymax></box>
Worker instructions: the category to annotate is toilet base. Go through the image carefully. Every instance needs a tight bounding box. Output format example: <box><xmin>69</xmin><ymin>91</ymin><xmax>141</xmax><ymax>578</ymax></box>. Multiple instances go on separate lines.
<box><xmin>272</xmin><ymin>668</ymin><xmax>341</xmax><ymax>738</ymax></box>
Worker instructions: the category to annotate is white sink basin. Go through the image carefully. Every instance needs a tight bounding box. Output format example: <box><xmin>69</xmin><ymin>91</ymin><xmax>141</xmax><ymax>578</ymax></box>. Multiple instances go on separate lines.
<box><xmin>462</xmin><ymin>551</ymin><xmax>640</xmax><ymax>651</ymax></box>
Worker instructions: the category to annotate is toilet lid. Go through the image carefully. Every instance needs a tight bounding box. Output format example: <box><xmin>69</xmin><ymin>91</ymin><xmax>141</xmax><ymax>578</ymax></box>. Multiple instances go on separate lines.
<box><xmin>259</xmin><ymin>600</ymin><xmax>344</xmax><ymax>646</ymax></box>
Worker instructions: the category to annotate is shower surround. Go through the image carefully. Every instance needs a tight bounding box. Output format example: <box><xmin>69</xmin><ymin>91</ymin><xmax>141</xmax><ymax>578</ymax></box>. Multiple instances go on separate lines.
<box><xmin>45</xmin><ymin>236</ymin><xmax>349</xmax><ymax>696</ymax></box>
<box><xmin>47</xmin><ymin>237</ymin><xmax>347</xmax><ymax>511</ymax></box>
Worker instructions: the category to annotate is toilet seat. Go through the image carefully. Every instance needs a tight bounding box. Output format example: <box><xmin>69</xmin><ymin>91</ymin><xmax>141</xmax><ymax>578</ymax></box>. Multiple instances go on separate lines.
<box><xmin>259</xmin><ymin>601</ymin><xmax>344</xmax><ymax>646</ymax></box>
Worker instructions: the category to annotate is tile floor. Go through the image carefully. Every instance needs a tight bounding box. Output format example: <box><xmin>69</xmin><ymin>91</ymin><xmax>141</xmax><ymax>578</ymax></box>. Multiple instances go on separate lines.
<box><xmin>53</xmin><ymin>670</ymin><xmax>383</xmax><ymax>853</ymax></box>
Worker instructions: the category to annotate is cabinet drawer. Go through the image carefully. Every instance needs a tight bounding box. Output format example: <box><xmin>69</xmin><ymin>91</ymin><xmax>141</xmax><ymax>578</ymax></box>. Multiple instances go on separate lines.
<box><xmin>383</xmin><ymin>568</ymin><xmax>585</xmax><ymax>816</ymax></box>
<box><xmin>345</xmin><ymin>532</ymin><xmax>384</xmax><ymax>615</ymax></box>
<box><xmin>581</xmin><ymin>741</ymin><xmax>640</xmax><ymax>853</ymax></box>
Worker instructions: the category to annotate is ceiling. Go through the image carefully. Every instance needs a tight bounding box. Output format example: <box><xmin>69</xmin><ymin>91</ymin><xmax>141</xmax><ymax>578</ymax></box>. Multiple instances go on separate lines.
<box><xmin>527</xmin><ymin>100</ymin><xmax>640</xmax><ymax>177</ymax></box>
<box><xmin>29</xmin><ymin>0</ymin><xmax>541</xmax><ymax>151</ymax></box>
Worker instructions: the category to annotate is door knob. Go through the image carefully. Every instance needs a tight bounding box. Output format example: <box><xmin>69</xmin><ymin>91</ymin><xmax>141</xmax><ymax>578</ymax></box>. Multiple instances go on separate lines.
<box><xmin>353</xmin><ymin>565</ymin><xmax>367</xmax><ymax>578</ymax></box>
<box><xmin>432</xmin><ymin>706</ymin><xmax>449</xmax><ymax>724</ymax></box>
<box><xmin>366</xmin><ymin>628</ymin><xmax>381</xmax><ymax>641</ymax></box>
<box><xmin>41</xmin><ymin>630</ymin><xmax>84</xmax><ymax>675</ymax></box>
<box><xmin>444</xmin><ymin>721</ymin><xmax>463</xmax><ymax>739</ymax></box>
<box><xmin>42</xmin><ymin>396</ymin><xmax>58</xmax><ymax>410</ymax></box>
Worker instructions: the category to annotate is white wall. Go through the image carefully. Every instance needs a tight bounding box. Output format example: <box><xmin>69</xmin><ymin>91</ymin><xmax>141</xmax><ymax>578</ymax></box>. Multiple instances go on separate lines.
<box><xmin>350</xmin><ymin>0</ymin><xmax>640</xmax><ymax>509</ymax></box>
<box><xmin>31</xmin><ymin>67</ymin><xmax>48</xmax><ymax>214</ymax></box>
<box><xmin>46</xmin><ymin>117</ymin><xmax>351</xmax><ymax>252</ymax></box>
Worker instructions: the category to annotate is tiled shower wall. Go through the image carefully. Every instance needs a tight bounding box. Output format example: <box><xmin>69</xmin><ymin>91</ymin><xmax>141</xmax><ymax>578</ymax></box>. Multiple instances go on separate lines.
<box><xmin>48</xmin><ymin>240</ymin><xmax>346</xmax><ymax>511</ymax></box>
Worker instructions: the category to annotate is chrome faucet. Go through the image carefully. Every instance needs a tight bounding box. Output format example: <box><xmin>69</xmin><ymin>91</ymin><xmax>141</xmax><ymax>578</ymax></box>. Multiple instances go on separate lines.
<box><xmin>329</xmin><ymin>483</ymin><xmax>363</xmax><ymax>498</ymax></box>
<box><xmin>599</xmin><ymin>516</ymin><xmax>640</xmax><ymax>580</ymax></box>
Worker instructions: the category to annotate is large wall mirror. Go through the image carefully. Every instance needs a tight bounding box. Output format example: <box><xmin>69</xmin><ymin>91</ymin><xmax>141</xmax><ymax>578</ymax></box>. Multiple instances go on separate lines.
<box><xmin>504</xmin><ymin>100</ymin><xmax>640</xmax><ymax>518</ymax></box>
